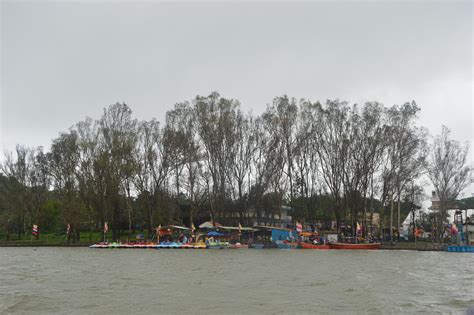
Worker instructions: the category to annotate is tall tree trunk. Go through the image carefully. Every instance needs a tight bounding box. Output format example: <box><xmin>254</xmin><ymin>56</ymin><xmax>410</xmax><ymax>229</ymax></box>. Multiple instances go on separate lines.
<box><xmin>390</xmin><ymin>199</ymin><xmax>394</xmax><ymax>243</ymax></box>
<box><xmin>397</xmin><ymin>190</ymin><xmax>401</xmax><ymax>240</ymax></box>
<box><xmin>113</xmin><ymin>198</ymin><xmax>119</xmax><ymax>242</ymax></box>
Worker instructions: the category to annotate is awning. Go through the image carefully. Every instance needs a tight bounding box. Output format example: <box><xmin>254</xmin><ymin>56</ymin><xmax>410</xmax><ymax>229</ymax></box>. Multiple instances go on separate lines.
<box><xmin>299</xmin><ymin>231</ymin><xmax>318</xmax><ymax>237</ymax></box>
<box><xmin>199</xmin><ymin>221</ymin><xmax>222</xmax><ymax>229</ymax></box>
<box><xmin>207</xmin><ymin>231</ymin><xmax>224</xmax><ymax>237</ymax></box>
<box><xmin>254</xmin><ymin>225</ymin><xmax>292</xmax><ymax>232</ymax></box>
<box><xmin>218</xmin><ymin>226</ymin><xmax>258</xmax><ymax>232</ymax></box>
<box><xmin>162</xmin><ymin>225</ymin><xmax>189</xmax><ymax>230</ymax></box>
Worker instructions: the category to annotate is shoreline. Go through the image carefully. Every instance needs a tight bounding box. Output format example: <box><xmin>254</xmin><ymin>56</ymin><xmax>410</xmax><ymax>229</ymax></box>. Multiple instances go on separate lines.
<box><xmin>0</xmin><ymin>242</ymin><xmax>452</xmax><ymax>251</ymax></box>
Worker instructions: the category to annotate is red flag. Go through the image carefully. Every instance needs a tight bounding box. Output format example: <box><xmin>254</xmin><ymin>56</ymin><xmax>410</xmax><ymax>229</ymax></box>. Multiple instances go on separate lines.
<box><xmin>32</xmin><ymin>224</ymin><xmax>38</xmax><ymax>236</ymax></box>
<box><xmin>451</xmin><ymin>223</ymin><xmax>458</xmax><ymax>235</ymax></box>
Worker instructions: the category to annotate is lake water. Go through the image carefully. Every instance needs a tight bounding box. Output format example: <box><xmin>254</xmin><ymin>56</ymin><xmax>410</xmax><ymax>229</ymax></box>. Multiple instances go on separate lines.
<box><xmin>0</xmin><ymin>248</ymin><xmax>473</xmax><ymax>314</ymax></box>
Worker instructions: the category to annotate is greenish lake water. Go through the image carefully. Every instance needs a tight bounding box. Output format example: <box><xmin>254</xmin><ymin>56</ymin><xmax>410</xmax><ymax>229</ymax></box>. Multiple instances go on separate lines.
<box><xmin>0</xmin><ymin>248</ymin><xmax>473</xmax><ymax>314</ymax></box>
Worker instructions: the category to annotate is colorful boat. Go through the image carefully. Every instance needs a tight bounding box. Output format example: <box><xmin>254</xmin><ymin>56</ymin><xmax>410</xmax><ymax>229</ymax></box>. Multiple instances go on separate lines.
<box><xmin>192</xmin><ymin>242</ymin><xmax>207</xmax><ymax>249</ymax></box>
<box><xmin>275</xmin><ymin>240</ymin><xmax>298</xmax><ymax>249</ymax></box>
<box><xmin>206</xmin><ymin>241</ymin><xmax>230</xmax><ymax>249</ymax></box>
<box><xmin>445</xmin><ymin>245</ymin><xmax>474</xmax><ymax>253</ymax></box>
<box><xmin>89</xmin><ymin>242</ymin><xmax>109</xmax><ymax>248</ymax></box>
<box><xmin>229</xmin><ymin>243</ymin><xmax>249</xmax><ymax>249</ymax></box>
<box><xmin>299</xmin><ymin>242</ymin><xmax>330</xmax><ymax>250</ymax></box>
<box><xmin>329</xmin><ymin>243</ymin><xmax>381</xmax><ymax>250</ymax></box>
<box><xmin>156</xmin><ymin>242</ymin><xmax>182</xmax><ymax>249</ymax></box>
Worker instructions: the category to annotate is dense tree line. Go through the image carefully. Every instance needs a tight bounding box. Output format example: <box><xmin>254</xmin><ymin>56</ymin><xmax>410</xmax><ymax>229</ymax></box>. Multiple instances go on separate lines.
<box><xmin>0</xmin><ymin>92</ymin><xmax>471</xmax><ymax>242</ymax></box>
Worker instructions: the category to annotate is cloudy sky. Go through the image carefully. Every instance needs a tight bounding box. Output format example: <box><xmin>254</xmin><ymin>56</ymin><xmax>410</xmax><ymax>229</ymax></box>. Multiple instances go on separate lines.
<box><xmin>1</xmin><ymin>0</ymin><xmax>473</xmax><ymax>194</ymax></box>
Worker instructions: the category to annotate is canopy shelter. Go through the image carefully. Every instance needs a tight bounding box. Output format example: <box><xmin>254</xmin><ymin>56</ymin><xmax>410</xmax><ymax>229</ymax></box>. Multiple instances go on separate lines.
<box><xmin>159</xmin><ymin>225</ymin><xmax>190</xmax><ymax>236</ymax></box>
<box><xmin>207</xmin><ymin>231</ymin><xmax>224</xmax><ymax>237</ymax></box>
<box><xmin>163</xmin><ymin>225</ymin><xmax>189</xmax><ymax>230</ymax></box>
<box><xmin>199</xmin><ymin>221</ymin><xmax>222</xmax><ymax>229</ymax></box>
<box><xmin>299</xmin><ymin>231</ymin><xmax>319</xmax><ymax>237</ymax></box>
<box><xmin>254</xmin><ymin>225</ymin><xmax>292</xmax><ymax>232</ymax></box>
<box><xmin>218</xmin><ymin>226</ymin><xmax>258</xmax><ymax>232</ymax></box>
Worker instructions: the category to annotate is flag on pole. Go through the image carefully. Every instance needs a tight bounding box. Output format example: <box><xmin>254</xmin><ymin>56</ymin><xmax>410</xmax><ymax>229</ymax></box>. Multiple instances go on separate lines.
<box><xmin>66</xmin><ymin>223</ymin><xmax>71</xmax><ymax>235</ymax></box>
<box><xmin>415</xmin><ymin>228</ymin><xmax>423</xmax><ymax>237</ymax></box>
<box><xmin>238</xmin><ymin>223</ymin><xmax>243</xmax><ymax>234</ymax></box>
<box><xmin>296</xmin><ymin>222</ymin><xmax>303</xmax><ymax>233</ymax></box>
<box><xmin>104</xmin><ymin>222</ymin><xmax>108</xmax><ymax>234</ymax></box>
<box><xmin>191</xmin><ymin>223</ymin><xmax>196</xmax><ymax>233</ymax></box>
<box><xmin>32</xmin><ymin>224</ymin><xmax>38</xmax><ymax>236</ymax></box>
<box><xmin>451</xmin><ymin>223</ymin><xmax>458</xmax><ymax>235</ymax></box>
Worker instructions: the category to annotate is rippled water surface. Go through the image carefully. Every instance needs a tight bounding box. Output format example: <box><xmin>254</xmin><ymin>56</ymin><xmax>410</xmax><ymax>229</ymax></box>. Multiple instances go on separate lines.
<box><xmin>0</xmin><ymin>248</ymin><xmax>473</xmax><ymax>314</ymax></box>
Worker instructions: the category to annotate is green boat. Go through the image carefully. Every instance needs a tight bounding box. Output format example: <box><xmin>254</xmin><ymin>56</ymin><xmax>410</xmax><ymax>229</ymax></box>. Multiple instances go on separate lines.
<box><xmin>206</xmin><ymin>241</ymin><xmax>230</xmax><ymax>249</ymax></box>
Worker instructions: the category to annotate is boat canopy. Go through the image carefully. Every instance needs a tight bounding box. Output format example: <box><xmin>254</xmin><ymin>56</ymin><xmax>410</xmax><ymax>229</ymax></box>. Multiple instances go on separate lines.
<box><xmin>207</xmin><ymin>231</ymin><xmax>225</xmax><ymax>237</ymax></box>
<box><xmin>199</xmin><ymin>221</ymin><xmax>223</xmax><ymax>229</ymax></box>
<box><xmin>218</xmin><ymin>226</ymin><xmax>258</xmax><ymax>232</ymax></box>
<box><xmin>162</xmin><ymin>225</ymin><xmax>189</xmax><ymax>230</ymax></box>
<box><xmin>254</xmin><ymin>225</ymin><xmax>292</xmax><ymax>232</ymax></box>
<box><xmin>299</xmin><ymin>231</ymin><xmax>318</xmax><ymax>237</ymax></box>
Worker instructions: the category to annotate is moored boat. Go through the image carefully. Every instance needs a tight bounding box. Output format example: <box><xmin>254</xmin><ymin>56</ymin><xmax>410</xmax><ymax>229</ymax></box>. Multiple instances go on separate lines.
<box><xmin>89</xmin><ymin>242</ymin><xmax>109</xmax><ymax>248</ymax></box>
<box><xmin>192</xmin><ymin>242</ymin><xmax>207</xmax><ymax>249</ymax></box>
<box><xmin>229</xmin><ymin>243</ymin><xmax>248</xmax><ymax>249</ymax></box>
<box><xmin>156</xmin><ymin>242</ymin><xmax>182</xmax><ymax>249</ymax></box>
<box><xmin>206</xmin><ymin>241</ymin><xmax>230</xmax><ymax>249</ymax></box>
<box><xmin>275</xmin><ymin>240</ymin><xmax>298</xmax><ymax>249</ymax></box>
<box><xmin>249</xmin><ymin>243</ymin><xmax>264</xmax><ymax>249</ymax></box>
<box><xmin>329</xmin><ymin>243</ymin><xmax>381</xmax><ymax>250</ymax></box>
<box><xmin>299</xmin><ymin>242</ymin><xmax>330</xmax><ymax>250</ymax></box>
<box><xmin>445</xmin><ymin>245</ymin><xmax>474</xmax><ymax>253</ymax></box>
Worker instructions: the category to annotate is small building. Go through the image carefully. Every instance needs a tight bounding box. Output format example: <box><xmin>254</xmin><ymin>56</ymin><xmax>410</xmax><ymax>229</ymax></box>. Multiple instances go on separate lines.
<box><xmin>248</xmin><ymin>205</ymin><xmax>293</xmax><ymax>229</ymax></box>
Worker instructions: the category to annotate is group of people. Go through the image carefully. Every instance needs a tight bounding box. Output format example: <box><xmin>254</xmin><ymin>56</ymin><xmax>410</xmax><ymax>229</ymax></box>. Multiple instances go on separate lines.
<box><xmin>159</xmin><ymin>233</ymin><xmax>193</xmax><ymax>244</ymax></box>
<box><xmin>308</xmin><ymin>235</ymin><xmax>326</xmax><ymax>245</ymax></box>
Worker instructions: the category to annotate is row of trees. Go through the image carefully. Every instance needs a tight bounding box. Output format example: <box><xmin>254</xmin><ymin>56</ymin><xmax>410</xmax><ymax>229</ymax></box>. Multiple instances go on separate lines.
<box><xmin>0</xmin><ymin>92</ymin><xmax>471</xmax><ymax>242</ymax></box>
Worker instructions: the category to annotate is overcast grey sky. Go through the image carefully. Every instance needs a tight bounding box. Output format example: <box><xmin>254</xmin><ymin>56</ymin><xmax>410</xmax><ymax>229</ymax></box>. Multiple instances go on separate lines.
<box><xmin>1</xmin><ymin>1</ymin><xmax>473</xmax><ymax>178</ymax></box>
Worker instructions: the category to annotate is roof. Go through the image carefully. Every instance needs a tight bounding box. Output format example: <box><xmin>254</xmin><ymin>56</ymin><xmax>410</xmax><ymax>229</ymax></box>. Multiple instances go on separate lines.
<box><xmin>162</xmin><ymin>225</ymin><xmax>189</xmax><ymax>230</ymax></box>
<box><xmin>198</xmin><ymin>221</ymin><xmax>223</xmax><ymax>228</ymax></box>
<box><xmin>299</xmin><ymin>231</ymin><xmax>318</xmax><ymax>237</ymax></box>
<box><xmin>218</xmin><ymin>226</ymin><xmax>258</xmax><ymax>232</ymax></box>
<box><xmin>254</xmin><ymin>225</ymin><xmax>292</xmax><ymax>231</ymax></box>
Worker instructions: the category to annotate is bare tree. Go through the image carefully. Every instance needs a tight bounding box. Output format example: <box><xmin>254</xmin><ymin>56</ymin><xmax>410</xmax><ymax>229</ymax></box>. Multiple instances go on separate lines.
<box><xmin>427</xmin><ymin>126</ymin><xmax>471</xmax><ymax>241</ymax></box>
<box><xmin>49</xmin><ymin>131</ymin><xmax>81</xmax><ymax>243</ymax></box>
<box><xmin>314</xmin><ymin>100</ymin><xmax>351</xmax><ymax>232</ymax></box>
<box><xmin>98</xmin><ymin>103</ymin><xmax>137</xmax><ymax>241</ymax></box>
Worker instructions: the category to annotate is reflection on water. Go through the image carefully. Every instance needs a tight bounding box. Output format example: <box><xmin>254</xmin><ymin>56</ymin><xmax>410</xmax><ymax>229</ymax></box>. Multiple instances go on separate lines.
<box><xmin>0</xmin><ymin>248</ymin><xmax>473</xmax><ymax>314</ymax></box>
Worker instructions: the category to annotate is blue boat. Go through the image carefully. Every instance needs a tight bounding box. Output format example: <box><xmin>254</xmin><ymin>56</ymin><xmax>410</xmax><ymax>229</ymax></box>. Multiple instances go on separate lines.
<box><xmin>445</xmin><ymin>245</ymin><xmax>474</xmax><ymax>253</ymax></box>
<box><xmin>156</xmin><ymin>242</ymin><xmax>182</xmax><ymax>249</ymax></box>
<box><xmin>275</xmin><ymin>240</ymin><xmax>298</xmax><ymax>249</ymax></box>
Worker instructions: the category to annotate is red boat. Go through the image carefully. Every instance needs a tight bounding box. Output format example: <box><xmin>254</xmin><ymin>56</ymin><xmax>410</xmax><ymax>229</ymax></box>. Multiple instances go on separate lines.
<box><xmin>299</xmin><ymin>242</ymin><xmax>331</xmax><ymax>250</ymax></box>
<box><xmin>329</xmin><ymin>243</ymin><xmax>381</xmax><ymax>250</ymax></box>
